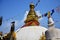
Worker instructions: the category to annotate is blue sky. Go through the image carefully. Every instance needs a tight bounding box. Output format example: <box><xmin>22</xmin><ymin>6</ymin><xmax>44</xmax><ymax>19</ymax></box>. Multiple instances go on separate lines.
<box><xmin>0</xmin><ymin>0</ymin><xmax>60</xmax><ymax>34</ymax></box>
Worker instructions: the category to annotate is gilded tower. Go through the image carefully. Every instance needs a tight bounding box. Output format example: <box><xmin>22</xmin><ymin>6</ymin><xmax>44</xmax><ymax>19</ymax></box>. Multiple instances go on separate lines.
<box><xmin>24</xmin><ymin>3</ymin><xmax>40</xmax><ymax>26</ymax></box>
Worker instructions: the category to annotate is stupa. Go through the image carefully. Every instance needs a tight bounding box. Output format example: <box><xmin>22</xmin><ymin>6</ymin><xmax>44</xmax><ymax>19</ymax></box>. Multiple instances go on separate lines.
<box><xmin>16</xmin><ymin>3</ymin><xmax>47</xmax><ymax>40</ymax></box>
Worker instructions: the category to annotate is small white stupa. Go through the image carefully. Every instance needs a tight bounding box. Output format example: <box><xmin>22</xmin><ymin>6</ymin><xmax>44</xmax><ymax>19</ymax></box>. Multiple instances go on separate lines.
<box><xmin>45</xmin><ymin>12</ymin><xmax>60</xmax><ymax>40</ymax></box>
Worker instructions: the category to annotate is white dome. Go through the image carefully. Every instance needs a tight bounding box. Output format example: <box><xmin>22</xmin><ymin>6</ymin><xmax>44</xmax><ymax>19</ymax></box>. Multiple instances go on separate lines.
<box><xmin>16</xmin><ymin>26</ymin><xmax>47</xmax><ymax>40</ymax></box>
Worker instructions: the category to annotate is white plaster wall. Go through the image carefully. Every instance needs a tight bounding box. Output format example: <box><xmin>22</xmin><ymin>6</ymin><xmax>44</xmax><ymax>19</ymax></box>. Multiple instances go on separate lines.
<box><xmin>16</xmin><ymin>26</ymin><xmax>47</xmax><ymax>40</ymax></box>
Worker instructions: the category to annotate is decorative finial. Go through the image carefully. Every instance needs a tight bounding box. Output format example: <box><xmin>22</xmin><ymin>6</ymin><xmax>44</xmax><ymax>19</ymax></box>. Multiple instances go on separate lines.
<box><xmin>30</xmin><ymin>2</ymin><xmax>35</xmax><ymax>9</ymax></box>
<box><xmin>48</xmin><ymin>11</ymin><xmax>50</xmax><ymax>18</ymax></box>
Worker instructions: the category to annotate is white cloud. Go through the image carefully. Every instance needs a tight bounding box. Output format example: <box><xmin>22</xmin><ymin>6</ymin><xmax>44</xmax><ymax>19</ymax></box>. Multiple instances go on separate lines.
<box><xmin>22</xmin><ymin>11</ymin><xmax>29</xmax><ymax>22</ymax></box>
<box><xmin>36</xmin><ymin>11</ymin><xmax>43</xmax><ymax>21</ymax></box>
<box><xmin>36</xmin><ymin>11</ymin><xmax>41</xmax><ymax>16</ymax></box>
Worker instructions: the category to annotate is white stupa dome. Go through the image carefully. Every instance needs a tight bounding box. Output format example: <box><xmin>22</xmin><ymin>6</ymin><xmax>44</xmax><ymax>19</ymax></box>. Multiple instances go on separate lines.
<box><xmin>16</xmin><ymin>26</ymin><xmax>47</xmax><ymax>40</ymax></box>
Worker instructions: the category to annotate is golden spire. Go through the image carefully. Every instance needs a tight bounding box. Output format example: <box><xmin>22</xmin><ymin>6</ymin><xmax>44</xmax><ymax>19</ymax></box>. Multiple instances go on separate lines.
<box><xmin>30</xmin><ymin>3</ymin><xmax>35</xmax><ymax>10</ymax></box>
<box><xmin>24</xmin><ymin>3</ymin><xmax>39</xmax><ymax>26</ymax></box>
